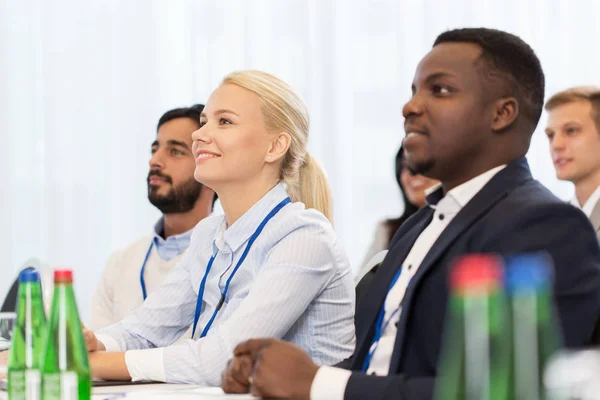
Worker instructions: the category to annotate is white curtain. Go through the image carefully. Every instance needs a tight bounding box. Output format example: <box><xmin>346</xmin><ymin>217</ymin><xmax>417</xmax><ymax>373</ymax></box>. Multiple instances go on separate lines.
<box><xmin>1</xmin><ymin>0</ymin><xmax>598</xmax><ymax>321</ymax></box>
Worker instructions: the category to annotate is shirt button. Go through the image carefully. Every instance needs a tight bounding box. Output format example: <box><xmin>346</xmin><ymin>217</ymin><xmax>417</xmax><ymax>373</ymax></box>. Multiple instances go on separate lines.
<box><xmin>370</xmin><ymin>372</ymin><xmax>377</xmax><ymax>376</ymax></box>
<box><xmin>438</xmin><ymin>213</ymin><xmax>445</xmax><ymax>220</ymax></box>
<box><xmin>407</xmin><ymin>264</ymin><xmax>413</xmax><ymax>271</ymax></box>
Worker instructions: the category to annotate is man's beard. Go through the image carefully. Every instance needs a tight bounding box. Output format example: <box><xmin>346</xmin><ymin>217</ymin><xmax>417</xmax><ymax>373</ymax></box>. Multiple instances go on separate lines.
<box><xmin>147</xmin><ymin>172</ymin><xmax>203</xmax><ymax>214</ymax></box>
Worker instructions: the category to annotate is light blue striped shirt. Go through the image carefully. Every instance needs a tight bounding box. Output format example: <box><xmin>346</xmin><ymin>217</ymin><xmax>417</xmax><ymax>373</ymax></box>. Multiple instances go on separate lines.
<box><xmin>152</xmin><ymin>217</ymin><xmax>193</xmax><ymax>261</ymax></box>
<box><xmin>96</xmin><ymin>183</ymin><xmax>356</xmax><ymax>385</ymax></box>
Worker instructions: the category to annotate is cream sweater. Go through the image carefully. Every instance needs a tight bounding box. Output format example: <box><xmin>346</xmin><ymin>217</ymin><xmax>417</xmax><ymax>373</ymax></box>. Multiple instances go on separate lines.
<box><xmin>90</xmin><ymin>236</ymin><xmax>185</xmax><ymax>332</ymax></box>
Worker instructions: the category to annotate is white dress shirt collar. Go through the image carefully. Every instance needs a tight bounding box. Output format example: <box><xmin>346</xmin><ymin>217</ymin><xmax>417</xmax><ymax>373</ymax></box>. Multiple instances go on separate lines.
<box><xmin>425</xmin><ymin>164</ymin><xmax>507</xmax><ymax>209</ymax></box>
<box><xmin>571</xmin><ymin>185</ymin><xmax>600</xmax><ymax>218</ymax></box>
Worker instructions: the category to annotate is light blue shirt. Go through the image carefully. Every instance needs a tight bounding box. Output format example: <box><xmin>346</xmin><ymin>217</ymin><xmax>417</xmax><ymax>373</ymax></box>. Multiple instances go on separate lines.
<box><xmin>96</xmin><ymin>183</ymin><xmax>356</xmax><ymax>385</ymax></box>
<box><xmin>153</xmin><ymin>218</ymin><xmax>193</xmax><ymax>261</ymax></box>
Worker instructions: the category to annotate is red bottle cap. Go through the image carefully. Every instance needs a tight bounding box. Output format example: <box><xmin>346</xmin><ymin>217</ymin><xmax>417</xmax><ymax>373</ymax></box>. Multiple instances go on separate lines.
<box><xmin>450</xmin><ymin>254</ymin><xmax>503</xmax><ymax>294</ymax></box>
<box><xmin>54</xmin><ymin>269</ymin><xmax>73</xmax><ymax>284</ymax></box>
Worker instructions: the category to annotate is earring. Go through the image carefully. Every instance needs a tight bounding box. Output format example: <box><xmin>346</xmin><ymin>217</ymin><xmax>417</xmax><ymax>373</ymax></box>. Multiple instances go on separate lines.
<box><xmin>268</xmin><ymin>156</ymin><xmax>272</xmax><ymax>160</ymax></box>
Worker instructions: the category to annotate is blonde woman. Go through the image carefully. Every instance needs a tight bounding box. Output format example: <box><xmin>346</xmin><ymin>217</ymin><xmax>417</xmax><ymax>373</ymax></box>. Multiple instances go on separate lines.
<box><xmin>84</xmin><ymin>71</ymin><xmax>356</xmax><ymax>385</ymax></box>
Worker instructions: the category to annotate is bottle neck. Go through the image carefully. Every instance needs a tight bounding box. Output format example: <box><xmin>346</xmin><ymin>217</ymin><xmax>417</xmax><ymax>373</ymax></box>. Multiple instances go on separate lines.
<box><xmin>50</xmin><ymin>282</ymin><xmax>77</xmax><ymax>310</ymax></box>
<box><xmin>19</xmin><ymin>280</ymin><xmax>42</xmax><ymax>292</ymax></box>
<box><xmin>17</xmin><ymin>281</ymin><xmax>44</xmax><ymax>310</ymax></box>
<box><xmin>510</xmin><ymin>287</ymin><xmax>553</xmax><ymax>323</ymax></box>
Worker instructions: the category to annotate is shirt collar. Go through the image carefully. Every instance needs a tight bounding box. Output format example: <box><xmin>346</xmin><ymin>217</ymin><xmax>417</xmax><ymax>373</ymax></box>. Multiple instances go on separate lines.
<box><xmin>571</xmin><ymin>185</ymin><xmax>600</xmax><ymax>218</ymax></box>
<box><xmin>570</xmin><ymin>196</ymin><xmax>580</xmax><ymax>208</ymax></box>
<box><xmin>447</xmin><ymin>165</ymin><xmax>507</xmax><ymax>207</ymax></box>
<box><xmin>214</xmin><ymin>182</ymin><xmax>290</xmax><ymax>253</ymax></box>
<box><xmin>425</xmin><ymin>165</ymin><xmax>507</xmax><ymax>209</ymax></box>
<box><xmin>153</xmin><ymin>217</ymin><xmax>194</xmax><ymax>260</ymax></box>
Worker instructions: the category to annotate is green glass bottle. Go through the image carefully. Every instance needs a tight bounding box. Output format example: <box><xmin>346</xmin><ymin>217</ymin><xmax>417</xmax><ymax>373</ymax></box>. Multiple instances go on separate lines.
<box><xmin>506</xmin><ymin>253</ymin><xmax>563</xmax><ymax>400</ymax></box>
<box><xmin>434</xmin><ymin>254</ymin><xmax>511</xmax><ymax>400</ymax></box>
<box><xmin>41</xmin><ymin>269</ymin><xmax>91</xmax><ymax>400</ymax></box>
<box><xmin>7</xmin><ymin>269</ymin><xmax>46</xmax><ymax>400</ymax></box>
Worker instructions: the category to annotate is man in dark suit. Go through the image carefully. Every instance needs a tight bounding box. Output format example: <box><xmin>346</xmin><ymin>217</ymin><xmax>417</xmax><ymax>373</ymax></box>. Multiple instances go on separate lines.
<box><xmin>220</xmin><ymin>28</ymin><xmax>600</xmax><ymax>400</ymax></box>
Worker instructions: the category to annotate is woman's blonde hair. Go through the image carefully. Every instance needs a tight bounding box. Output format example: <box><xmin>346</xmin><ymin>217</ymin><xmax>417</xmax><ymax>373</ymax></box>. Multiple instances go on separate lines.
<box><xmin>222</xmin><ymin>70</ymin><xmax>333</xmax><ymax>222</ymax></box>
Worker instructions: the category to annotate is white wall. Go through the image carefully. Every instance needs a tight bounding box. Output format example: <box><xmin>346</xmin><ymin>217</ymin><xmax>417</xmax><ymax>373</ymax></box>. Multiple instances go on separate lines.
<box><xmin>1</xmin><ymin>0</ymin><xmax>598</xmax><ymax>321</ymax></box>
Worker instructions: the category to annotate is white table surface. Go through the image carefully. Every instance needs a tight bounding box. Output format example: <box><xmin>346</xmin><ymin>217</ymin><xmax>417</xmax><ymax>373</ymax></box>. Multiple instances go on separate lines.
<box><xmin>1</xmin><ymin>383</ymin><xmax>259</xmax><ymax>399</ymax></box>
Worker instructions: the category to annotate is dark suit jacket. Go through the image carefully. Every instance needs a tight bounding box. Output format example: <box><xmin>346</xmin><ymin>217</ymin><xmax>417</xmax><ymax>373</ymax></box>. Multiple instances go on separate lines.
<box><xmin>340</xmin><ymin>158</ymin><xmax>600</xmax><ymax>400</ymax></box>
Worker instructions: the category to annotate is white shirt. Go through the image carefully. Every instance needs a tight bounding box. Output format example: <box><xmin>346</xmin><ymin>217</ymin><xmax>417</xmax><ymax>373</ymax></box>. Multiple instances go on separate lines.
<box><xmin>311</xmin><ymin>165</ymin><xmax>506</xmax><ymax>400</ymax></box>
<box><xmin>96</xmin><ymin>183</ymin><xmax>356</xmax><ymax>386</ymax></box>
<box><xmin>571</xmin><ymin>185</ymin><xmax>600</xmax><ymax>218</ymax></box>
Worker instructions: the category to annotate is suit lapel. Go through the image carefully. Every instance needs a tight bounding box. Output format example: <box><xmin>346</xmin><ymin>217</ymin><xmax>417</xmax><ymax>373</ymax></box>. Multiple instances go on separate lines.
<box><xmin>388</xmin><ymin>158</ymin><xmax>533</xmax><ymax>372</ymax></box>
<box><xmin>351</xmin><ymin>206</ymin><xmax>434</xmax><ymax>370</ymax></box>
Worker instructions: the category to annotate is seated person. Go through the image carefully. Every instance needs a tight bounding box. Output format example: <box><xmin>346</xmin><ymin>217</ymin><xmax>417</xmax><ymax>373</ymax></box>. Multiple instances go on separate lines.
<box><xmin>357</xmin><ymin>145</ymin><xmax>438</xmax><ymax>301</ymax></box>
<box><xmin>545</xmin><ymin>86</ymin><xmax>600</xmax><ymax>241</ymax></box>
<box><xmin>90</xmin><ymin>104</ymin><xmax>217</xmax><ymax>330</ymax></box>
<box><xmin>83</xmin><ymin>70</ymin><xmax>356</xmax><ymax>386</ymax></box>
<box><xmin>221</xmin><ymin>28</ymin><xmax>600</xmax><ymax>400</ymax></box>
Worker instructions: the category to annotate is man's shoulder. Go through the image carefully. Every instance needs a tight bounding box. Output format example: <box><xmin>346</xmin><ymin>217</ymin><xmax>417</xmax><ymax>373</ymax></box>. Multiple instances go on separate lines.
<box><xmin>465</xmin><ymin>178</ymin><xmax>593</xmax><ymax>246</ymax></box>
<box><xmin>107</xmin><ymin>235</ymin><xmax>154</xmax><ymax>261</ymax></box>
<box><xmin>474</xmin><ymin>178</ymin><xmax>596</xmax><ymax>246</ymax></box>
<box><xmin>498</xmin><ymin>178</ymin><xmax>579</xmax><ymax>217</ymax></box>
<box><xmin>508</xmin><ymin>178</ymin><xmax>559</xmax><ymax>203</ymax></box>
<box><xmin>122</xmin><ymin>235</ymin><xmax>154</xmax><ymax>251</ymax></box>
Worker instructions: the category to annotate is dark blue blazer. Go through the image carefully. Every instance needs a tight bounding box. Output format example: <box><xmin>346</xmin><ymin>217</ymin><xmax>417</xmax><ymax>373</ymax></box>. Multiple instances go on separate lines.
<box><xmin>341</xmin><ymin>158</ymin><xmax>600</xmax><ymax>400</ymax></box>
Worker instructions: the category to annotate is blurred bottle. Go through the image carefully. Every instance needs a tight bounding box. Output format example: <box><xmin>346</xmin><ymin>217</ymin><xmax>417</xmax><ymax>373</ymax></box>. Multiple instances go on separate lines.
<box><xmin>506</xmin><ymin>253</ymin><xmax>563</xmax><ymax>400</ymax></box>
<box><xmin>7</xmin><ymin>269</ymin><xmax>46</xmax><ymax>400</ymax></box>
<box><xmin>16</xmin><ymin>258</ymin><xmax>52</xmax><ymax>317</ymax></box>
<box><xmin>434</xmin><ymin>254</ymin><xmax>511</xmax><ymax>400</ymax></box>
<box><xmin>41</xmin><ymin>269</ymin><xmax>91</xmax><ymax>400</ymax></box>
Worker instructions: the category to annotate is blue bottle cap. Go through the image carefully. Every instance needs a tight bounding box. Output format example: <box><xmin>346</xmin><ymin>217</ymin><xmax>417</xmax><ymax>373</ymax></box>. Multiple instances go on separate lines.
<box><xmin>19</xmin><ymin>268</ymin><xmax>41</xmax><ymax>283</ymax></box>
<box><xmin>505</xmin><ymin>253</ymin><xmax>553</xmax><ymax>293</ymax></box>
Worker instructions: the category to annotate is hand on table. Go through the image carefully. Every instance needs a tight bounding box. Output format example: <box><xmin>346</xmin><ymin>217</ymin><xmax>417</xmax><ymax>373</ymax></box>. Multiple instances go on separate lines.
<box><xmin>221</xmin><ymin>354</ymin><xmax>253</xmax><ymax>393</ymax></box>
<box><xmin>222</xmin><ymin>338</ymin><xmax>319</xmax><ymax>400</ymax></box>
<box><xmin>82</xmin><ymin>324</ymin><xmax>105</xmax><ymax>352</ymax></box>
<box><xmin>80</xmin><ymin>324</ymin><xmax>129</xmax><ymax>381</ymax></box>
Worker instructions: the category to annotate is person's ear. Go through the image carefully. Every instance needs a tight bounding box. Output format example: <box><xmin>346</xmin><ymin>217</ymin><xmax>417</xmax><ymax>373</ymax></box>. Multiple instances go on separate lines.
<box><xmin>265</xmin><ymin>132</ymin><xmax>291</xmax><ymax>163</ymax></box>
<box><xmin>491</xmin><ymin>97</ymin><xmax>519</xmax><ymax>132</ymax></box>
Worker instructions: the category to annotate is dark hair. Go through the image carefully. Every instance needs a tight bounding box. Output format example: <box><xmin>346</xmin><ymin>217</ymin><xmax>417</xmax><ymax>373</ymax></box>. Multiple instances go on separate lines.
<box><xmin>155</xmin><ymin>103</ymin><xmax>218</xmax><ymax>208</ymax></box>
<box><xmin>434</xmin><ymin>28</ymin><xmax>545</xmax><ymax>133</ymax></box>
<box><xmin>157</xmin><ymin>104</ymin><xmax>205</xmax><ymax>131</ymax></box>
<box><xmin>384</xmin><ymin>146</ymin><xmax>419</xmax><ymax>246</ymax></box>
